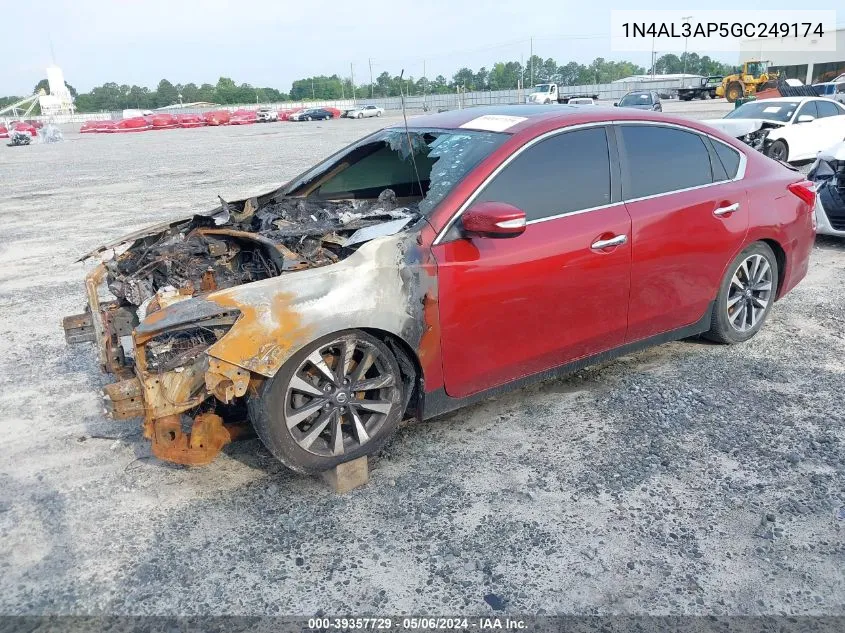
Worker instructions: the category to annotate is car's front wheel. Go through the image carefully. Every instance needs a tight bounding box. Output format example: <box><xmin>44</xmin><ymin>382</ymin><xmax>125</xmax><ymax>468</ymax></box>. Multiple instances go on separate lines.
<box><xmin>376</xmin><ymin>111</ymin><xmax>381</xmax><ymax>117</ymax></box>
<box><xmin>249</xmin><ymin>330</ymin><xmax>405</xmax><ymax>473</ymax></box>
<box><xmin>705</xmin><ymin>242</ymin><xmax>778</xmax><ymax>344</ymax></box>
<box><xmin>767</xmin><ymin>140</ymin><xmax>789</xmax><ymax>162</ymax></box>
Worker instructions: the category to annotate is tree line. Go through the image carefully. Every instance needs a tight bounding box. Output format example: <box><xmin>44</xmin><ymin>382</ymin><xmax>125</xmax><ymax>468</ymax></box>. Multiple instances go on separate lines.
<box><xmin>2</xmin><ymin>53</ymin><xmax>736</xmax><ymax>113</ymax></box>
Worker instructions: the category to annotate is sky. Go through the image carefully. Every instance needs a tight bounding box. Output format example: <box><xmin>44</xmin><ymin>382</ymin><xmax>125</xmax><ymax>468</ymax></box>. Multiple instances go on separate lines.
<box><xmin>0</xmin><ymin>0</ymin><xmax>839</xmax><ymax>95</ymax></box>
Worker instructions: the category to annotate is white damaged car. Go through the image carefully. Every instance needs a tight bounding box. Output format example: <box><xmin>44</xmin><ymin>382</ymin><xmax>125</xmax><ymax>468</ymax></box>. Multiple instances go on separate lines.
<box><xmin>705</xmin><ymin>97</ymin><xmax>845</xmax><ymax>163</ymax></box>
<box><xmin>808</xmin><ymin>141</ymin><xmax>845</xmax><ymax>237</ymax></box>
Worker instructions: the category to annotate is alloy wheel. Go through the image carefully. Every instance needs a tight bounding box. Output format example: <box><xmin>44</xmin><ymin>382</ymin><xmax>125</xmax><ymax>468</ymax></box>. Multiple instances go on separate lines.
<box><xmin>283</xmin><ymin>336</ymin><xmax>400</xmax><ymax>457</ymax></box>
<box><xmin>726</xmin><ymin>253</ymin><xmax>773</xmax><ymax>332</ymax></box>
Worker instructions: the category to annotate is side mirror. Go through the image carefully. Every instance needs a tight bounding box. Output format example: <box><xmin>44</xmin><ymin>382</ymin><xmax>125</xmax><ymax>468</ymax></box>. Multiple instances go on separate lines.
<box><xmin>462</xmin><ymin>202</ymin><xmax>526</xmax><ymax>238</ymax></box>
<box><xmin>797</xmin><ymin>114</ymin><xmax>815</xmax><ymax>123</ymax></box>
<box><xmin>613</xmin><ymin>102</ymin><xmax>619</xmax><ymax>106</ymax></box>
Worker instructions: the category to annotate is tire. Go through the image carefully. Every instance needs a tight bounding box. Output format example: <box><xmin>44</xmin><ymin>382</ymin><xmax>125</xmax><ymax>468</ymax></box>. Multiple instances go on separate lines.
<box><xmin>726</xmin><ymin>81</ymin><xmax>744</xmax><ymax>103</ymax></box>
<box><xmin>249</xmin><ymin>330</ymin><xmax>406</xmax><ymax>474</ymax></box>
<box><xmin>766</xmin><ymin>140</ymin><xmax>789</xmax><ymax>162</ymax></box>
<box><xmin>704</xmin><ymin>242</ymin><xmax>779</xmax><ymax>344</ymax></box>
<box><xmin>376</xmin><ymin>111</ymin><xmax>382</xmax><ymax>117</ymax></box>
<box><xmin>305</xmin><ymin>116</ymin><xmax>312</xmax><ymax>121</ymax></box>
<box><xmin>357</xmin><ymin>112</ymin><xmax>363</xmax><ymax>119</ymax></box>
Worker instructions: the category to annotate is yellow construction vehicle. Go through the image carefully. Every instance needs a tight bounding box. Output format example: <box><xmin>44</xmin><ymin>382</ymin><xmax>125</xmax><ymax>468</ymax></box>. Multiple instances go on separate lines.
<box><xmin>716</xmin><ymin>60</ymin><xmax>779</xmax><ymax>103</ymax></box>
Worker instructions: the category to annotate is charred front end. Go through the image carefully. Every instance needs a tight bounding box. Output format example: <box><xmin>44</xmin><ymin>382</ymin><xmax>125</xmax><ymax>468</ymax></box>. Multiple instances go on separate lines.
<box><xmin>63</xmin><ymin>191</ymin><xmax>418</xmax><ymax>465</ymax></box>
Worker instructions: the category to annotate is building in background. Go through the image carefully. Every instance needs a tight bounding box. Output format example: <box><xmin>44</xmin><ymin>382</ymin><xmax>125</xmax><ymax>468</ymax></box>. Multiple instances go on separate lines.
<box><xmin>612</xmin><ymin>73</ymin><xmax>702</xmax><ymax>83</ymax></box>
<box><xmin>740</xmin><ymin>27</ymin><xmax>845</xmax><ymax>85</ymax></box>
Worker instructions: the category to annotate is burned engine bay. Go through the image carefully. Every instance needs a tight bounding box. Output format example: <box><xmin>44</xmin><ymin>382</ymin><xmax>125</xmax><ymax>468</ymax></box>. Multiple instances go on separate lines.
<box><xmin>105</xmin><ymin>189</ymin><xmax>418</xmax><ymax>317</ymax></box>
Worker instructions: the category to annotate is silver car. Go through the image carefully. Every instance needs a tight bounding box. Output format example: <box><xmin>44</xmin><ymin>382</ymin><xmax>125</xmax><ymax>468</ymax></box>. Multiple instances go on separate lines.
<box><xmin>346</xmin><ymin>105</ymin><xmax>384</xmax><ymax>119</ymax></box>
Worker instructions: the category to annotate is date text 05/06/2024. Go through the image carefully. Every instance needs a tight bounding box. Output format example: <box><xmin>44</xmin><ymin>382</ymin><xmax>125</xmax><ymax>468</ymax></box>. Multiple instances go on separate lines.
<box><xmin>307</xmin><ymin>617</ymin><xmax>528</xmax><ymax>630</ymax></box>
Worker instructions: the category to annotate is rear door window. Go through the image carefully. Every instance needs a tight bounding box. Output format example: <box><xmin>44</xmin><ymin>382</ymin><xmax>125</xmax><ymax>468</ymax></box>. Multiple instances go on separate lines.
<box><xmin>473</xmin><ymin>127</ymin><xmax>612</xmax><ymax>222</ymax></box>
<box><xmin>816</xmin><ymin>100</ymin><xmax>841</xmax><ymax>118</ymax></box>
<box><xmin>712</xmin><ymin>141</ymin><xmax>741</xmax><ymax>179</ymax></box>
<box><xmin>618</xmin><ymin>125</ymin><xmax>713</xmax><ymax>199</ymax></box>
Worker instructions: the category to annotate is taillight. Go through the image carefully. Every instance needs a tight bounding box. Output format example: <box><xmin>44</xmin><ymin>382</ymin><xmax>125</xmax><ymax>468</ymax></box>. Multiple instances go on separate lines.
<box><xmin>787</xmin><ymin>180</ymin><xmax>816</xmax><ymax>206</ymax></box>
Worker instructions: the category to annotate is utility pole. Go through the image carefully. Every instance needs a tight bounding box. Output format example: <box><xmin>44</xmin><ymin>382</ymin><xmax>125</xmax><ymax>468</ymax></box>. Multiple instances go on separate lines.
<box><xmin>651</xmin><ymin>38</ymin><xmax>656</xmax><ymax>78</ymax></box>
<box><xmin>350</xmin><ymin>63</ymin><xmax>356</xmax><ymax>102</ymax></box>
<box><xmin>530</xmin><ymin>37</ymin><xmax>535</xmax><ymax>86</ymax></box>
<box><xmin>682</xmin><ymin>16</ymin><xmax>693</xmax><ymax>78</ymax></box>
<box><xmin>311</xmin><ymin>78</ymin><xmax>315</xmax><ymax>100</ymax></box>
<box><xmin>369</xmin><ymin>58</ymin><xmax>374</xmax><ymax>98</ymax></box>
<box><xmin>423</xmin><ymin>59</ymin><xmax>427</xmax><ymax>109</ymax></box>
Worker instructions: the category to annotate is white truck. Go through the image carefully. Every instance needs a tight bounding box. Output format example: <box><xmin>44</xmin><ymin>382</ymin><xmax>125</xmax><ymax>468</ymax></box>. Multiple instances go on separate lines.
<box><xmin>525</xmin><ymin>83</ymin><xmax>599</xmax><ymax>105</ymax></box>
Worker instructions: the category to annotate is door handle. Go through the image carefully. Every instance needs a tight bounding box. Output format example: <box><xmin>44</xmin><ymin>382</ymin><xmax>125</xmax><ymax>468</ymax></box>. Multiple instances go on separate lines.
<box><xmin>714</xmin><ymin>202</ymin><xmax>740</xmax><ymax>216</ymax></box>
<box><xmin>591</xmin><ymin>234</ymin><xmax>628</xmax><ymax>249</ymax></box>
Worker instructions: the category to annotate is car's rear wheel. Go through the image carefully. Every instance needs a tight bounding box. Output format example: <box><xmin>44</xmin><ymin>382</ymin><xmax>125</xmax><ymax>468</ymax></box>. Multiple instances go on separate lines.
<box><xmin>766</xmin><ymin>140</ymin><xmax>789</xmax><ymax>162</ymax></box>
<box><xmin>249</xmin><ymin>330</ymin><xmax>405</xmax><ymax>474</ymax></box>
<box><xmin>705</xmin><ymin>242</ymin><xmax>778</xmax><ymax>344</ymax></box>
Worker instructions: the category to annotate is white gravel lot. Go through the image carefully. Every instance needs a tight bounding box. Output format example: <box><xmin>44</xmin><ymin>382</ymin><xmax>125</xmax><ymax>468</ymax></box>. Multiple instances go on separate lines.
<box><xmin>0</xmin><ymin>102</ymin><xmax>842</xmax><ymax>617</ymax></box>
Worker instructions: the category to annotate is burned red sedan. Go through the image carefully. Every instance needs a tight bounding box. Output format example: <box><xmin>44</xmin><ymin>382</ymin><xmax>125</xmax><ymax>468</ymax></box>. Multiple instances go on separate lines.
<box><xmin>64</xmin><ymin>106</ymin><xmax>815</xmax><ymax>472</ymax></box>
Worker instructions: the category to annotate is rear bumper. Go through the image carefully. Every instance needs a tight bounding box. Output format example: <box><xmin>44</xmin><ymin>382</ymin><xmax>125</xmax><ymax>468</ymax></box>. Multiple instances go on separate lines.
<box><xmin>815</xmin><ymin>197</ymin><xmax>845</xmax><ymax>238</ymax></box>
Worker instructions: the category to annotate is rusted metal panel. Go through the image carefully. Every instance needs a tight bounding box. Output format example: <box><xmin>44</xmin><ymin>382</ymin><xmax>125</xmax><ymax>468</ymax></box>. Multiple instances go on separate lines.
<box><xmin>62</xmin><ymin>312</ymin><xmax>95</xmax><ymax>344</ymax></box>
<box><xmin>102</xmin><ymin>377</ymin><xmax>144</xmax><ymax>419</ymax></box>
<box><xmin>149</xmin><ymin>413</ymin><xmax>246</xmax><ymax>466</ymax></box>
<box><xmin>138</xmin><ymin>355</ymin><xmax>209</xmax><ymax>418</ymax></box>
<box><xmin>205</xmin><ymin>357</ymin><xmax>251</xmax><ymax>404</ymax></box>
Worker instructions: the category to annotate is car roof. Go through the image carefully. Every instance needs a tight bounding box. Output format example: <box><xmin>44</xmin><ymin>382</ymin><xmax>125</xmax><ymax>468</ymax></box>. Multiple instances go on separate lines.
<box><xmin>752</xmin><ymin>96</ymin><xmax>810</xmax><ymax>103</ymax></box>
<box><xmin>393</xmin><ymin>104</ymin><xmax>719</xmax><ymax>136</ymax></box>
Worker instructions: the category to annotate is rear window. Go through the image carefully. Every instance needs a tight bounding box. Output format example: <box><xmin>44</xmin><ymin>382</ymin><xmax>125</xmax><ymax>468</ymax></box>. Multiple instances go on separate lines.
<box><xmin>620</xmin><ymin>92</ymin><xmax>652</xmax><ymax>106</ymax></box>
<box><xmin>619</xmin><ymin>125</ymin><xmax>713</xmax><ymax>199</ymax></box>
<box><xmin>712</xmin><ymin>141</ymin><xmax>741</xmax><ymax>179</ymax></box>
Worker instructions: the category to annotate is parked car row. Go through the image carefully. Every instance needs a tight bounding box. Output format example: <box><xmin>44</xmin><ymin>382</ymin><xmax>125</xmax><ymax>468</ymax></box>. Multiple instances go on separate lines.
<box><xmin>0</xmin><ymin>121</ymin><xmax>39</xmax><ymax>139</ymax></box>
<box><xmin>78</xmin><ymin>106</ymin><xmax>348</xmax><ymax>134</ymax></box>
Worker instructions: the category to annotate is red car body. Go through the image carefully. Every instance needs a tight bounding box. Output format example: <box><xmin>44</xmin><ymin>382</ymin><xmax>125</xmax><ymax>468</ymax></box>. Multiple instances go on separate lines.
<box><xmin>176</xmin><ymin>113</ymin><xmax>206</xmax><ymax>128</ymax></box>
<box><xmin>115</xmin><ymin>117</ymin><xmax>151</xmax><ymax>133</ymax></box>
<box><xmin>0</xmin><ymin>124</ymin><xmax>8</xmax><ymax>138</ymax></box>
<box><xmin>63</xmin><ymin>106</ymin><xmax>816</xmax><ymax>470</ymax></box>
<box><xmin>204</xmin><ymin>110</ymin><xmax>231</xmax><ymax>126</ymax></box>
<box><xmin>411</xmin><ymin>107</ymin><xmax>815</xmax><ymax>402</ymax></box>
<box><xmin>79</xmin><ymin>121</ymin><xmax>100</xmax><ymax>133</ymax></box>
<box><xmin>278</xmin><ymin>108</ymin><xmax>303</xmax><ymax>121</ymax></box>
<box><xmin>230</xmin><ymin>109</ymin><xmax>257</xmax><ymax>125</ymax></box>
<box><xmin>151</xmin><ymin>113</ymin><xmax>179</xmax><ymax>130</ymax></box>
<box><xmin>96</xmin><ymin>120</ymin><xmax>119</xmax><ymax>133</ymax></box>
<box><xmin>11</xmin><ymin>122</ymin><xmax>38</xmax><ymax>137</ymax></box>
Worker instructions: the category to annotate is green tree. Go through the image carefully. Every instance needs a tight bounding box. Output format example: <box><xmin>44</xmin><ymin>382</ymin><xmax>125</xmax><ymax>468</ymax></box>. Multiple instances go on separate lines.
<box><xmin>155</xmin><ymin>79</ymin><xmax>178</xmax><ymax>107</ymax></box>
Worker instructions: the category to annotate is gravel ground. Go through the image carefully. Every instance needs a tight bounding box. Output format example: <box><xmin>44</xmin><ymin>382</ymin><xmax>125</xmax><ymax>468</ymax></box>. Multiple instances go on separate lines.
<box><xmin>0</xmin><ymin>102</ymin><xmax>842</xmax><ymax>617</ymax></box>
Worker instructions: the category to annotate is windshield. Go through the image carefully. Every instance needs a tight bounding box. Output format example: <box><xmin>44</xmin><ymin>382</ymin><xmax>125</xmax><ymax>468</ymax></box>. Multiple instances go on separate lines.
<box><xmin>746</xmin><ymin>61</ymin><xmax>768</xmax><ymax>76</ymax></box>
<box><xmin>619</xmin><ymin>92</ymin><xmax>652</xmax><ymax>106</ymax></box>
<box><xmin>284</xmin><ymin>128</ymin><xmax>508</xmax><ymax>215</ymax></box>
<box><xmin>725</xmin><ymin>100</ymin><xmax>799</xmax><ymax>122</ymax></box>
<box><xmin>531</xmin><ymin>84</ymin><xmax>552</xmax><ymax>93</ymax></box>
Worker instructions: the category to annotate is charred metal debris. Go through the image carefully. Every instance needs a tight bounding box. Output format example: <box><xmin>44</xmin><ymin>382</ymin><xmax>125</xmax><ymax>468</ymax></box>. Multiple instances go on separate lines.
<box><xmin>64</xmin><ymin>190</ymin><xmax>419</xmax><ymax>466</ymax></box>
<box><xmin>108</xmin><ymin>189</ymin><xmax>417</xmax><ymax>311</ymax></box>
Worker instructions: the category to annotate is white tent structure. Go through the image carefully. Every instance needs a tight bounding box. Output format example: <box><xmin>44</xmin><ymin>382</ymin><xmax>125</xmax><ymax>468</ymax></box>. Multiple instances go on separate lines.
<box><xmin>38</xmin><ymin>66</ymin><xmax>75</xmax><ymax>116</ymax></box>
